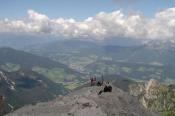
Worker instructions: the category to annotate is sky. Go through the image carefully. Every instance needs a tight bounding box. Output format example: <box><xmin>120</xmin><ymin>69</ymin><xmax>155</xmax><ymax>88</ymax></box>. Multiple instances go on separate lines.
<box><xmin>0</xmin><ymin>0</ymin><xmax>175</xmax><ymax>20</ymax></box>
<box><xmin>0</xmin><ymin>0</ymin><xmax>175</xmax><ymax>41</ymax></box>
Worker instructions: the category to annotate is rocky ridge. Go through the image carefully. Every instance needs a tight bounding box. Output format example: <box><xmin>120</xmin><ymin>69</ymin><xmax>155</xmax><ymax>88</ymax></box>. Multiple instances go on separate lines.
<box><xmin>6</xmin><ymin>86</ymin><xmax>159</xmax><ymax>116</ymax></box>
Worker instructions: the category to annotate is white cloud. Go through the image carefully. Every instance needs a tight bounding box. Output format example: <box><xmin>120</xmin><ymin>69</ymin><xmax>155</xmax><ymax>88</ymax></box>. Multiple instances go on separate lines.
<box><xmin>0</xmin><ymin>8</ymin><xmax>175</xmax><ymax>40</ymax></box>
<box><xmin>28</xmin><ymin>10</ymin><xmax>49</xmax><ymax>21</ymax></box>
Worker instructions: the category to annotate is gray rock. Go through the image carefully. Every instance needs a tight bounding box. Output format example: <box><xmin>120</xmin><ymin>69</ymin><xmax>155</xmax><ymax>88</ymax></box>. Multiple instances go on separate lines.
<box><xmin>6</xmin><ymin>86</ymin><xmax>159</xmax><ymax>116</ymax></box>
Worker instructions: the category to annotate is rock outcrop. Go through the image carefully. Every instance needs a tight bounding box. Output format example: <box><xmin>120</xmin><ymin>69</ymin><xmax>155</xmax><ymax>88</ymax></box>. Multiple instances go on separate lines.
<box><xmin>6</xmin><ymin>86</ymin><xmax>159</xmax><ymax>116</ymax></box>
<box><xmin>129</xmin><ymin>79</ymin><xmax>175</xmax><ymax>114</ymax></box>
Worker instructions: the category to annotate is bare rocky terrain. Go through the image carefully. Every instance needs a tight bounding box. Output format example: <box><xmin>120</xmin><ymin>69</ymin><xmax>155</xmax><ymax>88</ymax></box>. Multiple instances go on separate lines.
<box><xmin>6</xmin><ymin>86</ymin><xmax>159</xmax><ymax>116</ymax></box>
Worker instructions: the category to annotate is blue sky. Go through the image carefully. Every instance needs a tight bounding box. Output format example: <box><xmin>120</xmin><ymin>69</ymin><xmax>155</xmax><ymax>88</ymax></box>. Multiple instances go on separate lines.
<box><xmin>0</xmin><ymin>0</ymin><xmax>175</xmax><ymax>41</ymax></box>
<box><xmin>0</xmin><ymin>0</ymin><xmax>175</xmax><ymax>20</ymax></box>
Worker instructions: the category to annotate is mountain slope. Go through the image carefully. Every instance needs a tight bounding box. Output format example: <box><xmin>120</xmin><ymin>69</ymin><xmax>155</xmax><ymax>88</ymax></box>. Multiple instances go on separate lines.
<box><xmin>0</xmin><ymin>70</ymin><xmax>67</xmax><ymax>113</ymax></box>
<box><xmin>6</xmin><ymin>86</ymin><xmax>159</xmax><ymax>116</ymax></box>
<box><xmin>0</xmin><ymin>47</ymin><xmax>87</xmax><ymax>113</ymax></box>
<box><xmin>0</xmin><ymin>47</ymin><xmax>85</xmax><ymax>89</ymax></box>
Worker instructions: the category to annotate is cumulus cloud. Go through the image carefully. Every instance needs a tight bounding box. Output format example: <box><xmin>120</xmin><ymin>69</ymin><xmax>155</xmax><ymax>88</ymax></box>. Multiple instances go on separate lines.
<box><xmin>0</xmin><ymin>8</ymin><xmax>175</xmax><ymax>40</ymax></box>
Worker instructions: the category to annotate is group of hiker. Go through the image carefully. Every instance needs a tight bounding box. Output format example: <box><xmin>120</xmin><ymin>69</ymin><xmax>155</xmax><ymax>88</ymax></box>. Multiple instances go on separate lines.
<box><xmin>90</xmin><ymin>77</ymin><xmax>97</xmax><ymax>86</ymax></box>
<box><xmin>90</xmin><ymin>75</ymin><xmax>112</xmax><ymax>95</ymax></box>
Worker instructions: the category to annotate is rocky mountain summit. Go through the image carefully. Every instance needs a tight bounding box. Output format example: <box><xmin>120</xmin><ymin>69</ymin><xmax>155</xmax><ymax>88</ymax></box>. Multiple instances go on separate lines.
<box><xmin>6</xmin><ymin>86</ymin><xmax>159</xmax><ymax>116</ymax></box>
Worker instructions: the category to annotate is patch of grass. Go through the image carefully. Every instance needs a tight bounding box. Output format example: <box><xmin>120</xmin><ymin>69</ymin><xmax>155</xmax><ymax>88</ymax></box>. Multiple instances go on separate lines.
<box><xmin>32</xmin><ymin>66</ymin><xmax>76</xmax><ymax>83</ymax></box>
<box><xmin>63</xmin><ymin>80</ymin><xmax>85</xmax><ymax>90</ymax></box>
<box><xmin>137</xmin><ymin>67</ymin><xmax>145</xmax><ymax>72</ymax></box>
<box><xmin>32</xmin><ymin>66</ymin><xmax>86</xmax><ymax>90</ymax></box>
<box><xmin>121</xmin><ymin>67</ymin><xmax>131</xmax><ymax>73</ymax></box>
<box><xmin>1</xmin><ymin>63</ymin><xmax>21</xmax><ymax>72</ymax></box>
<box><xmin>161</xmin><ymin>111</ymin><xmax>175</xmax><ymax>116</ymax></box>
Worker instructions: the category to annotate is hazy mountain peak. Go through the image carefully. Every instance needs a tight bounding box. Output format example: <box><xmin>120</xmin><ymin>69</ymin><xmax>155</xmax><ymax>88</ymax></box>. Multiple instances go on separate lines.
<box><xmin>144</xmin><ymin>39</ymin><xmax>175</xmax><ymax>50</ymax></box>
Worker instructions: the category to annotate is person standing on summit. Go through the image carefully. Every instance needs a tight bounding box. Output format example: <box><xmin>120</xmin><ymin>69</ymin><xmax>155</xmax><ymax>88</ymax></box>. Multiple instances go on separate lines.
<box><xmin>90</xmin><ymin>77</ymin><xmax>93</xmax><ymax>86</ymax></box>
<box><xmin>90</xmin><ymin>76</ymin><xmax>97</xmax><ymax>86</ymax></box>
<box><xmin>93</xmin><ymin>76</ymin><xmax>96</xmax><ymax>85</ymax></box>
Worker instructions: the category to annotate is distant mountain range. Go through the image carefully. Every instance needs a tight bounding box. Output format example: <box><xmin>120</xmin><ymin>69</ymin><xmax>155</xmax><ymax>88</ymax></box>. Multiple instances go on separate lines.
<box><xmin>24</xmin><ymin>39</ymin><xmax>175</xmax><ymax>83</ymax></box>
<box><xmin>0</xmin><ymin>33</ymin><xmax>58</xmax><ymax>49</ymax></box>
